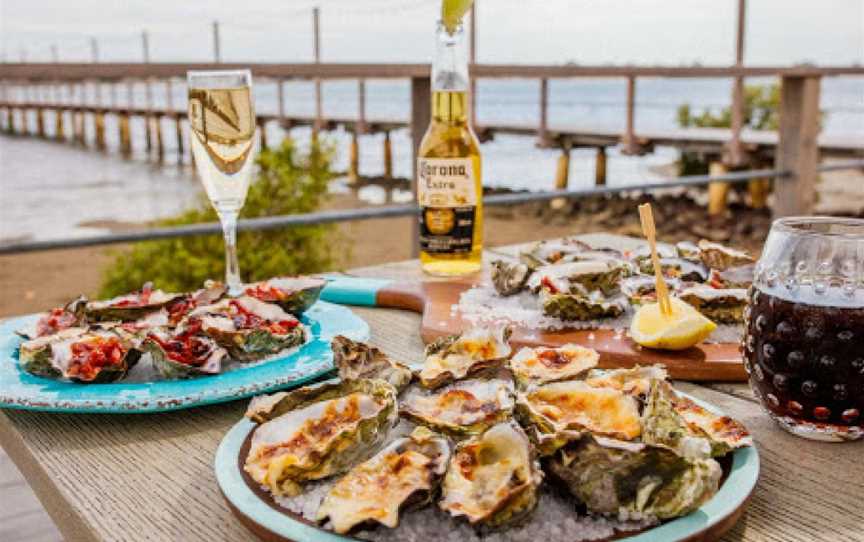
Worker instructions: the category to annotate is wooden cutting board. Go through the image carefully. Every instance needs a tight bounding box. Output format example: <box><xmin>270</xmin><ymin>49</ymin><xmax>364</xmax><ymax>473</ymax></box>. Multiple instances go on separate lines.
<box><xmin>321</xmin><ymin>276</ymin><xmax>747</xmax><ymax>382</ymax></box>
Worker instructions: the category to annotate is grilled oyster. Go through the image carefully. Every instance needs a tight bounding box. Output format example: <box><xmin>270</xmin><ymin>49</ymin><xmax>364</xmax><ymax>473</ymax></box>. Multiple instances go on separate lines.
<box><xmin>491</xmin><ymin>260</ymin><xmax>532</xmax><ymax>296</ymax></box>
<box><xmin>708</xmin><ymin>264</ymin><xmax>755</xmax><ymax>289</ymax></box>
<box><xmin>540</xmin><ymin>289</ymin><xmax>627</xmax><ymax>321</ymax></box>
<box><xmin>86</xmin><ymin>282</ymin><xmax>184</xmax><ymax>322</ymax></box>
<box><xmin>631</xmin><ymin>244</ymin><xmax>677</xmax><ymax>269</ymax></box>
<box><xmin>620</xmin><ymin>276</ymin><xmax>682</xmax><ymax>306</ymax></box>
<box><xmin>547</xmin><ymin>435</ymin><xmax>722</xmax><ymax>521</ymax></box>
<box><xmin>519</xmin><ymin>238</ymin><xmax>592</xmax><ymax>269</ymax></box>
<box><xmin>189</xmin><ymin>296</ymin><xmax>306</xmax><ymax>361</ymax></box>
<box><xmin>419</xmin><ymin>327</ymin><xmax>512</xmax><ymax>389</ymax></box>
<box><xmin>164</xmin><ymin>280</ymin><xmax>227</xmax><ymax>325</ymax></box>
<box><xmin>638</xmin><ymin>257</ymin><xmax>708</xmax><ymax>283</ymax></box>
<box><xmin>244</xmin><ymin>276</ymin><xmax>326</xmax><ymax>316</ymax></box>
<box><xmin>678</xmin><ymin>285</ymin><xmax>747</xmax><ymax>324</ymax></box>
<box><xmin>528</xmin><ymin>260</ymin><xmax>627</xmax><ymax>296</ymax></box>
<box><xmin>19</xmin><ymin>327</ymin><xmax>141</xmax><ymax>383</ymax></box>
<box><xmin>584</xmin><ymin>365</ymin><xmax>668</xmax><ymax>399</ymax></box>
<box><xmin>698</xmin><ymin>240</ymin><xmax>755</xmax><ymax>271</ymax></box>
<box><xmin>17</xmin><ymin>295</ymin><xmax>88</xmax><ymax>340</ymax></box>
<box><xmin>142</xmin><ymin>323</ymin><xmax>227</xmax><ymax>379</ymax></box>
<box><xmin>516</xmin><ymin>379</ymin><xmax>642</xmax><ymax>455</ymax></box>
<box><xmin>316</xmin><ymin>426</ymin><xmax>451</xmax><ymax>534</ymax></box>
<box><xmin>439</xmin><ymin>422</ymin><xmax>543</xmax><ymax>529</ymax></box>
<box><xmin>509</xmin><ymin>344</ymin><xmax>598</xmax><ymax>388</ymax></box>
<box><xmin>675</xmin><ymin>241</ymin><xmax>701</xmax><ymax>261</ymax></box>
<box><xmin>331</xmin><ymin>335</ymin><xmax>412</xmax><ymax>392</ymax></box>
<box><xmin>243</xmin><ymin>379</ymin><xmax>398</xmax><ymax>496</ymax></box>
<box><xmin>642</xmin><ymin>379</ymin><xmax>752</xmax><ymax>458</ymax></box>
<box><xmin>400</xmin><ymin>375</ymin><xmax>515</xmax><ymax>436</ymax></box>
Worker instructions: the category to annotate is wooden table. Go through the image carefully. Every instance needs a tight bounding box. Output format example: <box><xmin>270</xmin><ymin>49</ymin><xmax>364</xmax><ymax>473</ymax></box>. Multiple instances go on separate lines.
<box><xmin>1</xmin><ymin>236</ymin><xmax>863</xmax><ymax>542</ymax></box>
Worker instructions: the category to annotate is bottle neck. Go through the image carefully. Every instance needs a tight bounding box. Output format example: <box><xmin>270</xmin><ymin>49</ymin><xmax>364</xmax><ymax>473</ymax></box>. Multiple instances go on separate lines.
<box><xmin>431</xmin><ymin>21</ymin><xmax>469</xmax><ymax>123</ymax></box>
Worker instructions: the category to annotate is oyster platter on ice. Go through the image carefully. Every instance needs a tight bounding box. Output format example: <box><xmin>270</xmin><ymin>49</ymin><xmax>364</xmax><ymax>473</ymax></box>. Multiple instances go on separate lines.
<box><xmin>217</xmin><ymin>327</ymin><xmax>758</xmax><ymax>542</ymax></box>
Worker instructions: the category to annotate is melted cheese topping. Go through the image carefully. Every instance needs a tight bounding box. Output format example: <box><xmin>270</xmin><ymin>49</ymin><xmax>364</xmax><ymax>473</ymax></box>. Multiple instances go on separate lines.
<box><xmin>674</xmin><ymin>395</ymin><xmax>751</xmax><ymax>448</ymax></box>
<box><xmin>585</xmin><ymin>366</ymin><xmax>667</xmax><ymax>398</ymax></box>
<box><xmin>510</xmin><ymin>344</ymin><xmax>598</xmax><ymax>385</ymax></box>
<box><xmin>318</xmin><ymin>449</ymin><xmax>433</xmax><ymax>533</ymax></box>
<box><xmin>526</xmin><ymin>381</ymin><xmax>641</xmax><ymax>440</ymax></box>
<box><xmin>402</xmin><ymin>379</ymin><xmax>513</xmax><ymax>427</ymax></box>
<box><xmin>440</xmin><ymin>424</ymin><xmax>533</xmax><ymax>523</ymax></box>
<box><xmin>420</xmin><ymin>329</ymin><xmax>509</xmax><ymax>384</ymax></box>
<box><xmin>244</xmin><ymin>393</ymin><xmax>383</xmax><ymax>489</ymax></box>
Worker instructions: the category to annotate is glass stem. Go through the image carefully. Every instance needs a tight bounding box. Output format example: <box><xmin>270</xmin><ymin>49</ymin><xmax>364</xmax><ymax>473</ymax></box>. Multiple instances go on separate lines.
<box><xmin>218</xmin><ymin>209</ymin><xmax>243</xmax><ymax>296</ymax></box>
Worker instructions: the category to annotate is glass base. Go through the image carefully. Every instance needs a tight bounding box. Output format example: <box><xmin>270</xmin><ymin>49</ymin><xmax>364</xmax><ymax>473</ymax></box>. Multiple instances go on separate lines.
<box><xmin>765</xmin><ymin>409</ymin><xmax>863</xmax><ymax>442</ymax></box>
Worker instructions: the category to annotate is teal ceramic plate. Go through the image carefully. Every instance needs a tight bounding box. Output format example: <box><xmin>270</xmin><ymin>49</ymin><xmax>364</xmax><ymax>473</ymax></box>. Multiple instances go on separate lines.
<box><xmin>0</xmin><ymin>301</ymin><xmax>368</xmax><ymax>413</ymax></box>
<box><xmin>215</xmin><ymin>392</ymin><xmax>760</xmax><ymax>542</ymax></box>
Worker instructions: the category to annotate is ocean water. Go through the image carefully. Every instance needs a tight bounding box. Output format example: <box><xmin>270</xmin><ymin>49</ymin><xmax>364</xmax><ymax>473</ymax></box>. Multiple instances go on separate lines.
<box><xmin>1</xmin><ymin>77</ymin><xmax>862</xmax><ymax>243</ymax></box>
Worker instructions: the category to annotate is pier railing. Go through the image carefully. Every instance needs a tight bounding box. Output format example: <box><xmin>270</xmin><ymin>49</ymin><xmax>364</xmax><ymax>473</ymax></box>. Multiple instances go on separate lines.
<box><xmin>1</xmin><ymin>62</ymin><xmax>863</xmax><ymax>254</ymax></box>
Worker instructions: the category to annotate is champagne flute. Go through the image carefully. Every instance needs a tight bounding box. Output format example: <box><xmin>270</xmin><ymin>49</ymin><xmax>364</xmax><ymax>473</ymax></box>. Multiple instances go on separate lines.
<box><xmin>187</xmin><ymin>70</ymin><xmax>256</xmax><ymax>296</ymax></box>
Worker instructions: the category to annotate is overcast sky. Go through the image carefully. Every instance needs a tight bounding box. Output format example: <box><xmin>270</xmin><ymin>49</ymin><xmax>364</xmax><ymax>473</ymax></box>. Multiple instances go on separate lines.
<box><xmin>2</xmin><ymin>0</ymin><xmax>862</xmax><ymax>65</ymax></box>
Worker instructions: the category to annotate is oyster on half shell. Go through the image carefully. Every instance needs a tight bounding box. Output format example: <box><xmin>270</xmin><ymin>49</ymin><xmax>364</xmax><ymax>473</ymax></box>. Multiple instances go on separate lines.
<box><xmin>642</xmin><ymin>379</ymin><xmax>752</xmax><ymax>458</ymax></box>
<box><xmin>86</xmin><ymin>282</ymin><xmax>184</xmax><ymax>322</ymax></box>
<box><xmin>17</xmin><ymin>295</ymin><xmax>88</xmax><ymax>340</ymax></box>
<box><xmin>584</xmin><ymin>365</ymin><xmax>669</xmax><ymax>399</ymax></box>
<box><xmin>19</xmin><ymin>327</ymin><xmax>142</xmax><ymax>383</ymax></box>
<box><xmin>142</xmin><ymin>324</ymin><xmax>227</xmax><ymax>379</ymax></box>
<box><xmin>528</xmin><ymin>260</ymin><xmax>627</xmax><ymax>296</ymax></box>
<box><xmin>516</xmin><ymin>379</ymin><xmax>642</xmax><ymax>455</ymax></box>
<box><xmin>243</xmin><ymin>276</ymin><xmax>326</xmax><ymax>316</ymax></box>
<box><xmin>491</xmin><ymin>260</ymin><xmax>532</xmax><ymax>297</ymax></box>
<box><xmin>698</xmin><ymin>240</ymin><xmax>755</xmax><ymax>271</ymax></box>
<box><xmin>509</xmin><ymin>344</ymin><xmax>598</xmax><ymax>388</ymax></box>
<box><xmin>316</xmin><ymin>426</ymin><xmax>451</xmax><ymax>534</ymax></box>
<box><xmin>439</xmin><ymin>421</ymin><xmax>543</xmax><ymax>529</ymax></box>
<box><xmin>547</xmin><ymin>435</ymin><xmax>722</xmax><ymax>521</ymax></box>
<box><xmin>540</xmin><ymin>289</ymin><xmax>627</xmax><ymax>321</ymax></box>
<box><xmin>419</xmin><ymin>327</ymin><xmax>512</xmax><ymax>389</ymax></box>
<box><xmin>189</xmin><ymin>296</ymin><xmax>306</xmax><ymax>361</ymax></box>
<box><xmin>331</xmin><ymin>335</ymin><xmax>412</xmax><ymax>392</ymax></box>
<box><xmin>400</xmin><ymin>375</ymin><xmax>515</xmax><ymax>436</ymax></box>
<box><xmin>243</xmin><ymin>379</ymin><xmax>398</xmax><ymax>496</ymax></box>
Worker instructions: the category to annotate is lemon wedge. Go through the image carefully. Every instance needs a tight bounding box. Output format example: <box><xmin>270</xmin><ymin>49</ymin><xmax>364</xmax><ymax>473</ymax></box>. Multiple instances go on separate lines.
<box><xmin>442</xmin><ymin>0</ymin><xmax>473</xmax><ymax>34</ymax></box>
<box><xmin>630</xmin><ymin>297</ymin><xmax>716</xmax><ymax>350</ymax></box>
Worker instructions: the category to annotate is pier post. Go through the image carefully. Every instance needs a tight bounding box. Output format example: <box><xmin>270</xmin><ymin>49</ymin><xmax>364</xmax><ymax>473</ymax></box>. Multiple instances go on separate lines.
<box><xmin>6</xmin><ymin>107</ymin><xmax>14</xmax><ymax>133</ymax></box>
<box><xmin>773</xmin><ymin>76</ymin><xmax>821</xmax><ymax>217</ymax></box>
<box><xmin>54</xmin><ymin>109</ymin><xmax>64</xmax><ymax>141</ymax></box>
<box><xmin>537</xmin><ymin>78</ymin><xmax>549</xmax><ymax>146</ymax></box>
<box><xmin>348</xmin><ymin>130</ymin><xmax>360</xmax><ymax>184</ymax></box>
<box><xmin>36</xmin><ymin>108</ymin><xmax>45</xmax><ymax>138</ymax></box>
<box><xmin>708</xmin><ymin>161</ymin><xmax>730</xmax><ymax>216</ymax></box>
<box><xmin>154</xmin><ymin>115</ymin><xmax>164</xmax><ymax>162</ymax></box>
<box><xmin>357</xmin><ymin>79</ymin><xmax>367</xmax><ymax>134</ymax></box>
<box><xmin>18</xmin><ymin>107</ymin><xmax>28</xmax><ymax>135</ymax></box>
<box><xmin>74</xmin><ymin>110</ymin><xmax>86</xmax><ymax>145</ymax></box>
<box><xmin>621</xmin><ymin>76</ymin><xmax>639</xmax><ymax>155</ymax></box>
<box><xmin>95</xmin><ymin>112</ymin><xmax>106</xmax><ymax>150</ymax></box>
<box><xmin>145</xmin><ymin>114</ymin><xmax>153</xmax><ymax>154</ymax></box>
<box><xmin>175</xmin><ymin>115</ymin><xmax>184</xmax><ymax>164</ymax></box>
<box><xmin>552</xmin><ymin>141</ymin><xmax>572</xmax><ymax>209</ymax></box>
<box><xmin>119</xmin><ymin>114</ymin><xmax>132</xmax><ymax>156</ymax></box>
<box><xmin>259</xmin><ymin>118</ymin><xmax>268</xmax><ymax>150</ymax></box>
<box><xmin>410</xmin><ymin>76</ymin><xmax>432</xmax><ymax>257</ymax></box>
<box><xmin>383</xmin><ymin>131</ymin><xmax>393</xmax><ymax>180</ymax></box>
<box><xmin>748</xmin><ymin>178</ymin><xmax>770</xmax><ymax>209</ymax></box>
<box><xmin>595</xmin><ymin>147</ymin><xmax>607</xmax><ymax>186</ymax></box>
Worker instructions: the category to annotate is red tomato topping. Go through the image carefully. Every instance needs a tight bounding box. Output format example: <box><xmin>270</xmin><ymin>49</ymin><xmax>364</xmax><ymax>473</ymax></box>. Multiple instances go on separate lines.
<box><xmin>541</xmin><ymin>276</ymin><xmax>560</xmax><ymax>294</ymax></box>
<box><xmin>148</xmin><ymin>322</ymin><xmax>212</xmax><ymax>367</ymax></box>
<box><xmin>112</xmin><ymin>283</ymin><xmax>154</xmax><ymax>308</ymax></box>
<box><xmin>244</xmin><ymin>283</ymin><xmax>289</xmax><ymax>302</ymax></box>
<box><xmin>68</xmin><ymin>337</ymin><xmax>126</xmax><ymax>381</ymax></box>
<box><xmin>227</xmin><ymin>300</ymin><xmax>298</xmax><ymax>335</ymax></box>
<box><xmin>36</xmin><ymin>307</ymin><xmax>78</xmax><ymax>337</ymax></box>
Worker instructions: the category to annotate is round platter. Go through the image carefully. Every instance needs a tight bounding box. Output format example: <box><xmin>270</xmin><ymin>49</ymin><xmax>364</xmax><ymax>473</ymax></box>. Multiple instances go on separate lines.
<box><xmin>215</xmin><ymin>392</ymin><xmax>760</xmax><ymax>542</ymax></box>
<box><xmin>0</xmin><ymin>301</ymin><xmax>368</xmax><ymax>413</ymax></box>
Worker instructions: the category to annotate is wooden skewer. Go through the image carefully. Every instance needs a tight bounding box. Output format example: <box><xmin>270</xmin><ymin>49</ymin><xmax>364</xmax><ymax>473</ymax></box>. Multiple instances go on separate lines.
<box><xmin>638</xmin><ymin>203</ymin><xmax>673</xmax><ymax>317</ymax></box>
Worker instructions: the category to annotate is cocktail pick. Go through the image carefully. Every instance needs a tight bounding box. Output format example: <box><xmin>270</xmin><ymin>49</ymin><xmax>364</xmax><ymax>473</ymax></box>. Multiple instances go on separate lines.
<box><xmin>638</xmin><ymin>203</ymin><xmax>673</xmax><ymax>317</ymax></box>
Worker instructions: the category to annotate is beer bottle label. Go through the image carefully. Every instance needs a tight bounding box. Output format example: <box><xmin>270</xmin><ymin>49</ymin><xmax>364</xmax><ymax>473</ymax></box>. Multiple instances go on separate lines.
<box><xmin>417</xmin><ymin>158</ymin><xmax>477</xmax><ymax>254</ymax></box>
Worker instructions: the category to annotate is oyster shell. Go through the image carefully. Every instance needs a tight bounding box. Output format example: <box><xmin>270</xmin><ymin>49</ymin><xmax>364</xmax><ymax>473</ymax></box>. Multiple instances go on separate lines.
<box><xmin>516</xmin><ymin>379</ymin><xmax>642</xmax><ymax>455</ymax></box>
<box><xmin>620</xmin><ymin>276</ymin><xmax>682</xmax><ymax>306</ymax></box>
<box><xmin>331</xmin><ymin>335</ymin><xmax>412</xmax><ymax>392</ymax></box>
<box><xmin>708</xmin><ymin>264</ymin><xmax>755</xmax><ymax>289</ymax></box>
<box><xmin>164</xmin><ymin>280</ymin><xmax>227</xmax><ymax>325</ymax></box>
<box><xmin>528</xmin><ymin>260</ymin><xmax>627</xmax><ymax>296</ymax></box>
<box><xmin>244</xmin><ymin>276</ymin><xmax>326</xmax><ymax>316</ymax></box>
<box><xmin>86</xmin><ymin>282</ymin><xmax>184</xmax><ymax>322</ymax></box>
<box><xmin>678</xmin><ymin>285</ymin><xmax>747</xmax><ymax>324</ymax></box>
<box><xmin>642</xmin><ymin>379</ymin><xmax>752</xmax><ymax>458</ymax></box>
<box><xmin>19</xmin><ymin>327</ymin><xmax>141</xmax><ymax>383</ymax></box>
<box><xmin>675</xmin><ymin>241</ymin><xmax>701</xmax><ymax>261</ymax></box>
<box><xmin>419</xmin><ymin>327</ymin><xmax>512</xmax><ymax>389</ymax></box>
<box><xmin>400</xmin><ymin>375</ymin><xmax>515</xmax><ymax>436</ymax></box>
<box><xmin>142</xmin><ymin>324</ymin><xmax>227</xmax><ymax>379</ymax></box>
<box><xmin>638</xmin><ymin>257</ymin><xmax>708</xmax><ymax>283</ymax></box>
<box><xmin>509</xmin><ymin>344</ymin><xmax>598</xmax><ymax>388</ymax></box>
<box><xmin>540</xmin><ymin>289</ymin><xmax>627</xmax><ymax>321</ymax></box>
<box><xmin>547</xmin><ymin>435</ymin><xmax>722</xmax><ymax>521</ymax></box>
<box><xmin>316</xmin><ymin>426</ymin><xmax>451</xmax><ymax>534</ymax></box>
<box><xmin>519</xmin><ymin>238</ymin><xmax>591</xmax><ymax>269</ymax></box>
<box><xmin>584</xmin><ymin>365</ymin><xmax>669</xmax><ymax>399</ymax></box>
<box><xmin>243</xmin><ymin>379</ymin><xmax>398</xmax><ymax>496</ymax></box>
<box><xmin>17</xmin><ymin>295</ymin><xmax>88</xmax><ymax>340</ymax></box>
<box><xmin>439</xmin><ymin>421</ymin><xmax>543</xmax><ymax>529</ymax></box>
<box><xmin>631</xmin><ymin>244</ymin><xmax>677</xmax><ymax>268</ymax></box>
<box><xmin>697</xmin><ymin>240</ymin><xmax>755</xmax><ymax>271</ymax></box>
<box><xmin>189</xmin><ymin>296</ymin><xmax>306</xmax><ymax>361</ymax></box>
<box><xmin>491</xmin><ymin>260</ymin><xmax>532</xmax><ymax>297</ymax></box>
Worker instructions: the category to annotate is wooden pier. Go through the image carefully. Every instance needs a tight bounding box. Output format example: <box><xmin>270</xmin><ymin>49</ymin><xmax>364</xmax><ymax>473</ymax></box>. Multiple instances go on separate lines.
<box><xmin>1</xmin><ymin>62</ymin><xmax>863</xmax><ymax>216</ymax></box>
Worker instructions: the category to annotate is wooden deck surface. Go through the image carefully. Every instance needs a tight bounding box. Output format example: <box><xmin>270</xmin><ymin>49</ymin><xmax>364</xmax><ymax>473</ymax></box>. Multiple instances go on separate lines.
<box><xmin>1</xmin><ymin>237</ymin><xmax>863</xmax><ymax>541</ymax></box>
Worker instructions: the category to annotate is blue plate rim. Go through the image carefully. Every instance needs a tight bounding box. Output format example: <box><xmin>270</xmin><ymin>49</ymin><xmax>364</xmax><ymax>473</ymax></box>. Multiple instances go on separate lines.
<box><xmin>214</xmin><ymin>391</ymin><xmax>760</xmax><ymax>542</ymax></box>
<box><xmin>0</xmin><ymin>301</ymin><xmax>369</xmax><ymax>414</ymax></box>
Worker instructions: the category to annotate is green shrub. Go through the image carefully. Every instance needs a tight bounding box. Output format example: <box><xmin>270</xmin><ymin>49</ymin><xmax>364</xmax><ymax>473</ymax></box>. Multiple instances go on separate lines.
<box><xmin>676</xmin><ymin>83</ymin><xmax>780</xmax><ymax>131</ymax></box>
<box><xmin>100</xmin><ymin>138</ymin><xmax>340</xmax><ymax>297</ymax></box>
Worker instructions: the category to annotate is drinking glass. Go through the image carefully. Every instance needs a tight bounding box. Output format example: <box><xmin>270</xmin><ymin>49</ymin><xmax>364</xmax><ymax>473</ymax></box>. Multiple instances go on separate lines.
<box><xmin>187</xmin><ymin>70</ymin><xmax>256</xmax><ymax>296</ymax></box>
<box><xmin>745</xmin><ymin>217</ymin><xmax>864</xmax><ymax>441</ymax></box>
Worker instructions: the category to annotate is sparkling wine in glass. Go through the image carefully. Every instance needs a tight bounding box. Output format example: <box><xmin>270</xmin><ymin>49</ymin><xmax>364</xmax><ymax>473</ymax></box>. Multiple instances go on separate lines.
<box><xmin>187</xmin><ymin>70</ymin><xmax>255</xmax><ymax>296</ymax></box>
